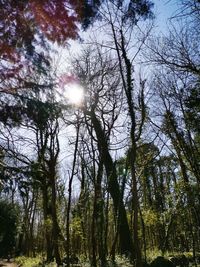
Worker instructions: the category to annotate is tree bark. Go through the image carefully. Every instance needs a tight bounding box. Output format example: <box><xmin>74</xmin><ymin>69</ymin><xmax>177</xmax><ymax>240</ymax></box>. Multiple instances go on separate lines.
<box><xmin>89</xmin><ymin>111</ymin><xmax>134</xmax><ymax>258</ymax></box>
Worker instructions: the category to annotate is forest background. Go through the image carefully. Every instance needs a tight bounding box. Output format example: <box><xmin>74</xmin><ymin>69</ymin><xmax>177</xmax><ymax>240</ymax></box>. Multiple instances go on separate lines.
<box><xmin>0</xmin><ymin>0</ymin><xmax>200</xmax><ymax>267</ymax></box>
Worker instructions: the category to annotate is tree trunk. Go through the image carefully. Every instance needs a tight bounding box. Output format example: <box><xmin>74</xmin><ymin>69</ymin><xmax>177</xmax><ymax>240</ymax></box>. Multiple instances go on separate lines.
<box><xmin>89</xmin><ymin>111</ymin><xmax>134</xmax><ymax>258</ymax></box>
<box><xmin>50</xmin><ymin>171</ymin><xmax>62</xmax><ymax>266</ymax></box>
<box><xmin>42</xmin><ymin>183</ymin><xmax>53</xmax><ymax>262</ymax></box>
<box><xmin>96</xmin><ymin>162</ymin><xmax>106</xmax><ymax>267</ymax></box>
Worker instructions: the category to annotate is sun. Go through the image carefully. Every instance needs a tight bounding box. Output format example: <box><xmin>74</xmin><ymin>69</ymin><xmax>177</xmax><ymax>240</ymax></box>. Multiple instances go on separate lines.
<box><xmin>64</xmin><ymin>83</ymin><xmax>84</xmax><ymax>105</ymax></box>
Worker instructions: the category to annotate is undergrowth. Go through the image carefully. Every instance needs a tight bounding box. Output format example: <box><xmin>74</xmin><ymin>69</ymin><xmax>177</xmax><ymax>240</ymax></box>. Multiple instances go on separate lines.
<box><xmin>15</xmin><ymin>256</ymin><xmax>42</xmax><ymax>267</ymax></box>
<box><xmin>15</xmin><ymin>251</ymin><xmax>198</xmax><ymax>267</ymax></box>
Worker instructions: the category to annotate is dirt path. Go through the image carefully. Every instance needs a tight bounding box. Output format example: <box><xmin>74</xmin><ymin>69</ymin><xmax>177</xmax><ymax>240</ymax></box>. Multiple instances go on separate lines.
<box><xmin>0</xmin><ymin>260</ymin><xmax>18</xmax><ymax>267</ymax></box>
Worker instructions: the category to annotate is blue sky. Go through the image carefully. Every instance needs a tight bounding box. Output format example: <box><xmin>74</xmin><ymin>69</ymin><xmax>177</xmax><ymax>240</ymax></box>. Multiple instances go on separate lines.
<box><xmin>153</xmin><ymin>0</ymin><xmax>178</xmax><ymax>33</ymax></box>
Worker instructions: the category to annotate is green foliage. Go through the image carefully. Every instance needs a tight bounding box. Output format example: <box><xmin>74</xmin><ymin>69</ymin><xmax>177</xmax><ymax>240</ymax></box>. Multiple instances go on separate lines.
<box><xmin>0</xmin><ymin>200</ymin><xmax>19</xmax><ymax>257</ymax></box>
<box><xmin>15</xmin><ymin>256</ymin><xmax>38</xmax><ymax>267</ymax></box>
<box><xmin>25</xmin><ymin>99</ymin><xmax>61</xmax><ymax>129</ymax></box>
<box><xmin>44</xmin><ymin>217</ymin><xmax>53</xmax><ymax>231</ymax></box>
<box><xmin>115</xmin><ymin>0</ymin><xmax>154</xmax><ymax>24</ymax></box>
<box><xmin>185</xmin><ymin>86</ymin><xmax>200</xmax><ymax>134</ymax></box>
<box><xmin>109</xmin><ymin>255</ymin><xmax>132</xmax><ymax>267</ymax></box>
<box><xmin>146</xmin><ymin>249</ymin><xmax>163</xmax><ymax>262</ymax></box>
<box><xmin>71</xmin><ymin>216</ymin><xmax>84</xmax><ymax>238</ymax></box>
<box><xmin>15</xmin><ymin>256</ymin><xmax>45</xmax><ymax>267</ymax></box>
<box><xmin>150</xmin><ymin>256</ymin><xmax>174</xmax><ymax>267</ymax></box>
<box><xmin>142</xmin><ymin>209</ymin><xmax>159</xmax><ymax>226</ymax></box>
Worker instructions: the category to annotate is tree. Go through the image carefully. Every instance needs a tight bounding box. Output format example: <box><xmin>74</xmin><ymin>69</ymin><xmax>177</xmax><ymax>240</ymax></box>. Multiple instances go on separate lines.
<box><xmin>0</xmin><ymin>200</ymin><xmax>19</xmax><ymax>258</ymax></box>
<box><xmin>174</xmin><ymin>0</ymin><xmax>200</xmax><ymax>21</ymax></box>
<box><xmin>0</xmin><ymin>0</ymin><xmax>104</xmax><ymax>59</ymax></box>
<box><xmin>96</xmin><ymin>1</ymin><xmax>154</xmax><ymax>266</ymax></box>
<box><xmin>71</xmin><ymin>46</ymin><xmax>135</xmax><ymax>260</ymax></box>
<box><xmin>185</xmin><ymin>86</ymin><xmax>200</xmax><ymax>135</ymax></box>
<box><xmin>147</xmin><ymin>10</ymin><xmax>200</xmax><ymax>255</ymax></box>
<box><xmin>0</xmin><ymin>0</ymin><xmax>106</xmax><ymax>97</ymax></box>
<box><xmin>0</xmin><ymin>52</ymin><xmax>66</xmax><ymax>263</ymax></box>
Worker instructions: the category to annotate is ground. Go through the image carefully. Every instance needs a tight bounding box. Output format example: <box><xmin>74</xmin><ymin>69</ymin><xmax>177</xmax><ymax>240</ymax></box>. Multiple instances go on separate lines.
<box><xmin>0</xmin><ymin>260</ymin><xmax>18</xmax><ymax>267</ymax></box>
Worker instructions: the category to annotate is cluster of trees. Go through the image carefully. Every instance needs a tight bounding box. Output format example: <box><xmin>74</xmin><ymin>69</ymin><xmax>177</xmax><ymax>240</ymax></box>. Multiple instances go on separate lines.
<box><xmin>0</xmin><ymin>0</ymin><xmax>199</xmax><ymax>267</ymax></box>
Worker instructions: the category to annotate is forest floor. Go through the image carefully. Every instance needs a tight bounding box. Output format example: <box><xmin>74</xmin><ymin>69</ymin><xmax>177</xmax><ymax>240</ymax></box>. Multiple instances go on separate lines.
<box><xmin>0</xmin><ymin>260</ymin><xmax>18</xmax><ymax>267</ymax></box>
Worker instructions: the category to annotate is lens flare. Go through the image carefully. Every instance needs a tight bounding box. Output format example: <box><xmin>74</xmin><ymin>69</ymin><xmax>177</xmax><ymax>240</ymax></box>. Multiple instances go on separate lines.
<box><xmin>64</xmin><ymin>83</ymin><xmax>84</xmax><ymax>105</ymax></box>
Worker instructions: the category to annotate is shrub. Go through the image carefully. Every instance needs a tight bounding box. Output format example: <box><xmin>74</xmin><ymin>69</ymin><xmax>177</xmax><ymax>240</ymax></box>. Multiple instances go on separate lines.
<box><xmin>0</xmin><ymin>200</ymin><xmax>19</xmax><ymax>258</ymax></box>
<box><xmin>150</xmin><ymin>256</ymin><xmax>175</xmax><ymax>267</ymax></box>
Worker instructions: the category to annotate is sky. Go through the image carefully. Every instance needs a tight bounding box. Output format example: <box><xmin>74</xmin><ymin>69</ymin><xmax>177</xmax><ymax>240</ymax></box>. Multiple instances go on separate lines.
<box><xmin>55</xmin><ymin>0</ymin><xmax>179</xmax><ymax>169</ymax></box>
<box><xmin>66</xmin><ymin>0</ymin><xmax>179</xmax><ymax>55</ymax></box>
<box><xmin>153</xmin><ymin>0</ymin><xmax>178</xmax><ymax>33</ymax></box>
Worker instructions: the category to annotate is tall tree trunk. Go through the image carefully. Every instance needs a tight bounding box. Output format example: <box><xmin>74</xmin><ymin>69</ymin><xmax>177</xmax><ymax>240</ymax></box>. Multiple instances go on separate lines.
<box><xmin>96</xmin><ymin>161</ymin><xmax>106</xmax><ymax>267</ymax></box>
<box><xmin>89</xmin><ymin>110</ymin><xmax>134</xmax><ymax>258</ymax></box>
<box><xmin>110</xmin><ymin>22</ymin><xmax>144</xmax><ymax>267</ymax></box>
<box><xmin>50</xmin><ymin>171</ymin><xmax>62</xmax><ymax>265</ymax></box>
<box><xmin>91</xmin><ymin>197</ymin><xmax>97</xmax><ymax>267</ymax></box>
<box><xmin>42</xmin><ymin>182</ymin><xmax>53</xmax><ymax>262</ymax></box>
<box><xmin>66</xmin><ymin>123</ymin><xmax>80</xmax><ymax>267</ymax></box>
<box><xmin>129</xmin><ymin>147</ymin><xmax>142</xmax><ymax>266</ymax></box>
